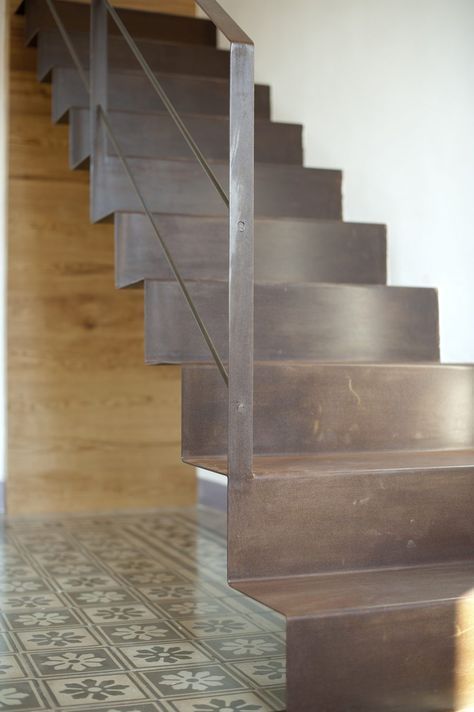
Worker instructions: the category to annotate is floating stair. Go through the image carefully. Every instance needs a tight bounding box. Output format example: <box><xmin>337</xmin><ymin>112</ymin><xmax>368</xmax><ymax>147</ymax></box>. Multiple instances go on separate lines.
<box><xmin>19</xmin><ymin>0</ymin><xmax>474</xmax><ymax>708</ymax></box>
<box><xmin>90</xmin><ymin>155</ymin><xmax>342</xmax><ymax>222</ymax></box>
<box><xmin>145</xmin><ymin>282</ymin><xmax>439</xmax><ymax>363</ymax></box>
<box><xmin>52</xmin><ymin>66</ymin><xmax>271</xmax><ymax>123</ymax></box>
<box><xmin>69</xmin><ymin>108</ymin><xmax>304</xmax><ymax>168</ymax></box>
<box><xmin>114</xmin><ymin>215</ymin><xmax>386</xmax><ymax>287</ymax></box>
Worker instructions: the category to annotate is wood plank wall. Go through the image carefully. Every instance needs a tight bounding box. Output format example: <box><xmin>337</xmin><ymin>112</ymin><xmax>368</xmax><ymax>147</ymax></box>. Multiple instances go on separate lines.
<box><xmin>7</xmin><ymin>0</ymin><xmax>197</xmax><ymax>514</ymax></box>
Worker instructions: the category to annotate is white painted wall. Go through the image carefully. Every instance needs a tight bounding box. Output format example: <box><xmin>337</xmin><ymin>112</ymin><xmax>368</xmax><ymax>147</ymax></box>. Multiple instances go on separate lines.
<box><xmin>203</xmin><ymin>0</ymin><xmax>474</xmax><ymax>362</ymax></box>
<box><xmin>0</xmin><ymin>0</ymin><xmax>8</xmax><ymax>486</ymax></box>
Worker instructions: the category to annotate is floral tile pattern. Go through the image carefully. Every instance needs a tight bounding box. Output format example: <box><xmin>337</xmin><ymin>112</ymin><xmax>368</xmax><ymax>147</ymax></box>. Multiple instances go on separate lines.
<box><xmin>142</xmin><ymin>664</ymin><xmax>246</xmax><ymax>698</ymax></box>
<box><xmin>0</xmin><ymin>509</ymin><xmax>285</xmax><ymax>710</ymax></box>
<box><xmin>169</xmin><ymin>692</ymin><xmax>276</xmax><ymax>711</ymax></box>
<box><xmin>118</xmin><ymin>643</ymin><xmax>210</xmax><ymax>669</ymax></box>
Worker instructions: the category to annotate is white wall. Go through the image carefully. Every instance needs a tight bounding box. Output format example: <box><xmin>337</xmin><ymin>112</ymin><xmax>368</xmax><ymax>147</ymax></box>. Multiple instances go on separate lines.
<box><xmin>209</xmin><ymin>0</ymin><xmax>474</xmax><ymax>362</ymax></box>
<box><xmin>0</xmin><ymin>0</ymin><xmax>8</xmax><ymax>486</ymax></box>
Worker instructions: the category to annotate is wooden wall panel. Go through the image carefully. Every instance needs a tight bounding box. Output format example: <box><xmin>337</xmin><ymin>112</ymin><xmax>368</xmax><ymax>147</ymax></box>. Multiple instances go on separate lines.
<box><xmin>7</xmin><ymin>11</ymin><xmax>196</xmax><ymax>513</ymax></box>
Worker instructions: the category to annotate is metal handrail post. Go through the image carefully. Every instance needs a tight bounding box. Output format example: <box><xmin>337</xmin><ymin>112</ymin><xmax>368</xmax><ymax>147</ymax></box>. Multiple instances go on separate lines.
<box><xmin>228</xmin><ymin>41</ymin><xmax>254</xmax><ymax>480</ymax></box>
<box><xmin>195</xmin><ymin>0</ymin><xmax>255</xmax><ymax>480</ymax></box>
<box><xmin>90</xmin><ymin>0</ymin><xmax>108</xmax><ymax>223</ymax></box>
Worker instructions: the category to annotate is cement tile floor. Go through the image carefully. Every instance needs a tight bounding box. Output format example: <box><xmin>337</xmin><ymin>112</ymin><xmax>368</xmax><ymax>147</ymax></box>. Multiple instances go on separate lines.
<box><xmin>0</xmin><ymin>508</ymin><xmax>285</xmax><ymax>711</ymax></box>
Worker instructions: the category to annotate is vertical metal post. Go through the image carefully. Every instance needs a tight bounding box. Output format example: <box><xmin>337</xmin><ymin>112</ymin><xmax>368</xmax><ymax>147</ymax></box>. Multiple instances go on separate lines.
<box><xmin>228</xmin><ymin>42</ymin><xmax>255</xmax><ymax>480</ymax></box>
<box><xmin>90</xmin><ymin>0</ymin><xmax>108</xmax><ymax>223</ymax></box>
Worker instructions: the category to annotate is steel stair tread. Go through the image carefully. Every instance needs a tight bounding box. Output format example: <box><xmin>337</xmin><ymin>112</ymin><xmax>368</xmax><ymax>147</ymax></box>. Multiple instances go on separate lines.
<box><xmin>147</xmin><ymin>281</ymin><xmax>439</xmax><ymax>363</ymax></box>
<box><xmin>69</xmin><ymin>107</ymin><xmax>304</xmax><ymax>167</ymax></box>
<box><xmin>232</xmin><ymin>559</ymin><xmax>474</xmax><ymax>619</ymax></box>
<box><xmin>37</xmin><ymin>29</ymin><xmax>232</xmax><ymax>82</ymax></box>
<box><xmin>52</xmin><ymin>66</ymin><xmax>271</xmax><ymax>123</ymax></box>
<box><xmin>23</xmin><ymin>0</ymin><xmax>217</xmax><ymax>47</ymax></box>
<box><xmin>186</xmin><ymin>447</ymin><xmax>474</xmax><ymax>478</ymax></box>
<box><xmin>93</xmin><ymin>155</ymin><xmax>342</xmax><ymax>221</ymax></box>
<box><xmin>115</xmin><ymin>213</ymin><xmax>386</xmax><ymax>287</ymax></box>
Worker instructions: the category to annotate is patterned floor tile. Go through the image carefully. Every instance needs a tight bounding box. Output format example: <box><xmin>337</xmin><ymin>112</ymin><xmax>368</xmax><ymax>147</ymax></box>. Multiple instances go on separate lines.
<box><xmin>107</xmin><ymin>560</ymin><xmax>168</xmax><ymax>576</ymax></box>
<box><xmin>138</xmin><ymin>584</ymin><xmax>220</xmax><ymax>604</ymax></box>
<box><xmin>231</xmin><ymin>659</ymin><xmax>286</xmax><ymax>688</ymax></box>
<box><xmin>264</xmin><ymin>686</ymin><xmax>286</xmax><ymax>710</ymax></box>
<box><xmin>118</xmin><ymin>642</ymin><xmax>211</xmax><ymax>669</ymax></box>
<box><xmin>54</xmin><ymin>575</ymin><xmax>119</xmax><ymax>592</ymax></box>
<box><xmin>141</xmin><ymin>664</ymin><xmax>246</xmax><ymax>698</ymax></box>
<box><xmin>5</xmin><ymin>609</ymin><xmax>81</xmax><ymax>630</ymax></box>
<box><xmin>122</xmin><ymin>573</ymin><xmax>191</xmax><ymax>588</ymax></box>
<box><xmin>177</xmin><ymin>618</ymin><xmax>266</xmax><ymax>640</ymax></box>
<box><xmin>32</xmin><ymin>553</ymin><xmax>91</xmax><ymax>568</ymax></box>
<box><xmin>29</xmin><ymin>647</ymin><xmax>123</xmax><ymax>677</ymax></box>
<box><xmin>0</xmin><ymin>580</ymin><xmax>50</xmax><ymax>595</ymax></box>
<box><xmin>168</xmin><ymin>691</ymin><xmax>277</xmax><ymax>711</ymax></box>
<box><xmin>77</xmin><ymin>704</ymin><xmax>165</xmax><ymax>712</ymax></box>
<box><xmin>0</xmin><ymin>566</ymin><xmax>39</xmax><ymax>580</ymax></box>
<box><xmin>0</xmin><ymin>653</ymin><xmax>28</xmax><ymax>679</ymax></box>
<box><xmin>82</xmin><ymin>606</ymin><xmax>159</xmax><ymax>625</ymax></box>
<box><xmin>0</xmin><ymin>593</ymin><xmax>64</xmax><ymax>613</ymax></box>
<box><xmin>46</xmin><ymin>673</ymin><xmax>148</xmax><ymax>707</ymax></box>
<box><xmin>99</xmin><ymin>623</ymin><xmax>184</xmax><ymax>645</ymax></box>
<box><xmin>16</xmin><ymin>627</ymin><xmax>102</xmax><ymax>651</ymax></box>
<box><xmin>0</xmin><ymin>633</ymin><xmax>14</xmax><ymax>653</ymax></box>
<box><xmin>155</xmin><ymin>600</ymin><xmax>234</xmax><ymax>621</ymax></box>
<box><xmin>42</xmin><ymin>563</ymin><xmax>104</xmax><ymax>577</ymax></box>
<box><xmin>200</xmin><ymin>635</ymin><xmax>285</xmax><ymax>663</ymax></box>
<box><xmin>0</xmin><ymin>510</ymin><xmax>286</xmax><ymax>710</ymax></box>
<box><xmin>66</xmin><ymin>589</ymin><xmax>139</xmax><ymax>607</ymax></box>
<box><xmin>0</xmin><ymin>680</ymin><xmax>47</xmax><ymax>709</ymax></box>
<box><xmin>236</xmin><ymin>614</ymin><xmax>283</xmax><ymax>634</ymax></box>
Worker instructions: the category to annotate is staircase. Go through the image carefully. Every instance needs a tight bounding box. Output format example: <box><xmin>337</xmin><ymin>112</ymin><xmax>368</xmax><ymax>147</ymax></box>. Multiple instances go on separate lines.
<box><xmin>17</xmin><ymin>0</ymin><xmax>474</xmax><ymax>709</ymax></box>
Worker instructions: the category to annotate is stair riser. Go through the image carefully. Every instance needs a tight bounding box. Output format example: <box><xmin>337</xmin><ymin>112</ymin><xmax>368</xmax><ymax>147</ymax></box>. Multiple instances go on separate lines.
<box><xmin>286</xmin><ymin>600</ymin><xmax>472</xmax><ymax>711</ymax></box>
<box><xmin>24</xmin><ymin>0</ymin><xmax>217</xmax><ymax>47</ymax></box>
<box><xmin>52</xmin><ymin>67</ymin><xmax>271</xmax><ymax>124</ymax></box>
<box><xmin>70</xmin><ymin>108</ymin><xmax>303</xmax><ymax>169</ymax></box>
<box><xmin>93</xmin><ymin>158</ymin><xmax>342</xmax><ymax>222</ymax></box>
<box><xmin>115</xmin><ymin>214</ymin><xmax>386</xmax><ymax>288</ymax></box>
<box><xmin>182</xmin><ymin>364</ymin><xmax>472</xmax><ymax>457</ymax></box>
<box><xmin>227</xmin><ymin>470</ymin><xmax>474</xmax><ymax>578</ymax></box>
<box><xmin>146</xmin><ymin>281</ymin><xmax>439</xmax><ymax>363</ymax></box>
<box><xmin>38</xmin><ymin>30</ymin><xmax>231</xmax><ymax>82</ymax></box>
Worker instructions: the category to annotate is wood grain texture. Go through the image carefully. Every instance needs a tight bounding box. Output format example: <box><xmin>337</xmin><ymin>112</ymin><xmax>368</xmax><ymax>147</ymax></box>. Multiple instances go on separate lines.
<box><xmin>7</xmin><ymin>12</ymin><xmax>195</xmax><ymax>514</ymax></box>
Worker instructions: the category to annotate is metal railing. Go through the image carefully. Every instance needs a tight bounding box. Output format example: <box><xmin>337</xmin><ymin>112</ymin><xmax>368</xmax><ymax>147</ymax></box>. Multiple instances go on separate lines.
<box><xmin>44</xmin><ymin>0</ymin><xmax>255</xmax><ymax>479</ymax></box>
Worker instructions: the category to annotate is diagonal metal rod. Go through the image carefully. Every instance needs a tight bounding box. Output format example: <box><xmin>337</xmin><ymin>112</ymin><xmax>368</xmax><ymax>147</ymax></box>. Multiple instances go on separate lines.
<box><xmin>103</xmin><ymin>0</ymin><xmax>230</xmax><ymax>209</ymax></box>
<box><xmin>44</xmin><ymin>0</ymin><xmax>90</xmax><ymax>93</ymax></box>
<box><xmin>98</xmin><ymin>105</ymin><xmax>229</xmax><ymax>386</ymax></box>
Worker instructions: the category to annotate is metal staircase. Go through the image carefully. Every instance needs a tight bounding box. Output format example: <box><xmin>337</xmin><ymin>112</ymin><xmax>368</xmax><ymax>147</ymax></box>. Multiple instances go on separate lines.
<box><xmin>17</xmin><ymin>0</ymin><xmax>474</xmax><ymax>708</ymax></box>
